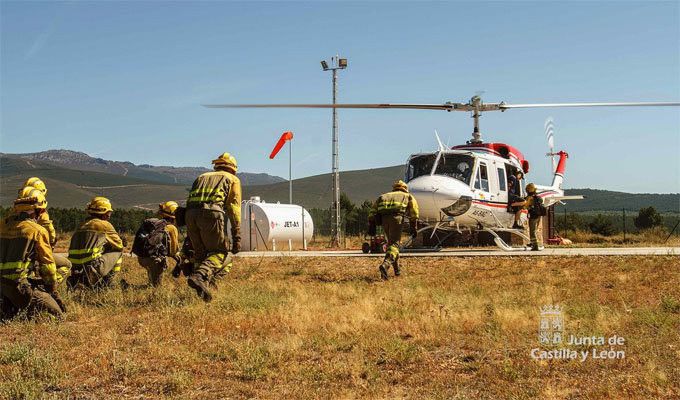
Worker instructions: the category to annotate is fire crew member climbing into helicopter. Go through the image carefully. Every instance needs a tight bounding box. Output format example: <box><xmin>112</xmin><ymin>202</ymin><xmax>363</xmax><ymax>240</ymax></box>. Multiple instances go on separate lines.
<box><xmin>67</xmin><ymin>197</ymin><xmax>125</xmax><ymax>289</ymax></box>
<box><xmin>0</xmin><ymin>188</ymin><xmax>65</xmax><ymax>318</ymax></box>
<box><xmin>21</xmin><ymin>177</ymin><xmax>72</xmax><ymax>282</ymax></box>
<box><xmin>370</xmin><ymin>180</ymin><xmax>419</xmax><ymax>280</ymax></box>
<box><xmin>524</xmin><ymin>183</ymin><xmax>545</xmax><ymax>251</ymax></box>
<box><xmin>508</xmin><ymin>170</ymin><xmax>526</xmax><ymax>229</ymax></box>
<box><xmin>184</xmin><ymin>152</ymin><xmax>241</xmax><ymax>302</ymax></box>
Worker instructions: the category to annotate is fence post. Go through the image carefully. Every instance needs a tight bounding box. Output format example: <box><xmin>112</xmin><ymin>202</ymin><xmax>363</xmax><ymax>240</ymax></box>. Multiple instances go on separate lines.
<box><xmin>622</xmin><ymin>208</ymin><xmax>626</xmax><ymax>242</ymax></box>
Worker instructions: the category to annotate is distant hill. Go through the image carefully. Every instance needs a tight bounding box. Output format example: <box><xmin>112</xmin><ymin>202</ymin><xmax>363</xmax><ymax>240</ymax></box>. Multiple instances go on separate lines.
<box><xmin>244</xmin><ymin>166</ymin><xmax>404</xmax><ymax>209</ymax></box>
<box><xmin>2</xmin><ymin>150</ymin><xmax>285</xmax><ymax>186</ymax></box>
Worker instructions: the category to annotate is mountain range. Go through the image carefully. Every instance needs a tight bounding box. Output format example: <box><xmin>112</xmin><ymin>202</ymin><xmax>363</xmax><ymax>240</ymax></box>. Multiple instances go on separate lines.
<box><xmin>2</xmin><ymin>150</ymin><xmax>285</xmax><ymax>186</ymax></box>
<box><xmin>1</xmin><ymin>150</ymin><xmax>678</xmax><ymax>213</ymax></box>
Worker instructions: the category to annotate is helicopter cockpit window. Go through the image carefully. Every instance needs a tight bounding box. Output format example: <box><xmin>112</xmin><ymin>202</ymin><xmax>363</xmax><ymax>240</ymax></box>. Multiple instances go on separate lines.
<box><xmin>474</xmin><ymin>162</ymin><xmax>490</xmax><ymax>192</ymax></box>
<box><xmin>406</xmin><ymin>154</ymin><xmax>437</xmax><ymax>182</ymax></box>
<box><xmin>433</xmin><ymin>154</ymin><xmax>474</xmax><ymax>185</ymax></box>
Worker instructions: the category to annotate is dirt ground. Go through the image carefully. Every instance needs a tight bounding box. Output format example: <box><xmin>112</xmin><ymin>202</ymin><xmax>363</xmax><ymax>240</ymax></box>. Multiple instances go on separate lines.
<box><xmin>1</xmin><ymin>255</ymin><xmax>678</xmax><ymax>399</ymax></box>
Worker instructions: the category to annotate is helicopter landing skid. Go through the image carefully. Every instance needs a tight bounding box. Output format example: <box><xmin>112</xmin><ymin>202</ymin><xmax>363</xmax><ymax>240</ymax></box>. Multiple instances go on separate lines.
<box><xmin>400</xmin><ymin>225</ymin><xmax>448</xmax><ymax>253</ymax></box>
<box><xmin>483</xmin><ymin>227</ymin><xmax>544</xmax><ymax>251</ymax></box>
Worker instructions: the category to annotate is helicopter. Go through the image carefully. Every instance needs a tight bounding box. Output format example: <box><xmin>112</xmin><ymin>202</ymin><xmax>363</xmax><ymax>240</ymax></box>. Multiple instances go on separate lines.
<box><xmin>205</xmin><ymin>96</ymin><xmax>679</xmax><ymax>251</ymax></box>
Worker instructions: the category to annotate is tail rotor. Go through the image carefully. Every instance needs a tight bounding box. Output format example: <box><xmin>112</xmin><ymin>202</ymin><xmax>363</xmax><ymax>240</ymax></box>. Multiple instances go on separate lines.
<box><xmin>544</xmin><ymin>117</ymin><xmax>557</xmax><ymax>172</ymax></box>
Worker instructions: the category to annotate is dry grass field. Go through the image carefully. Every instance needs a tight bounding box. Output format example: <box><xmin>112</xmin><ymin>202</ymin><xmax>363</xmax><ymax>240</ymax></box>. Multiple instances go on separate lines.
<box><xmin>1</xmin><ymin>255</ymin><xmax>679</xmax><ymax>399</ymax></box>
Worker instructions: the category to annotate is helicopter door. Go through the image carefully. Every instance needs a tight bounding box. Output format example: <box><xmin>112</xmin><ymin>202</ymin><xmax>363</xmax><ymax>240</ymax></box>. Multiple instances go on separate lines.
<box><xmin>495</xmin><ymin>163</ymin><xmax>508</xmax><ymax>204</ymax></box>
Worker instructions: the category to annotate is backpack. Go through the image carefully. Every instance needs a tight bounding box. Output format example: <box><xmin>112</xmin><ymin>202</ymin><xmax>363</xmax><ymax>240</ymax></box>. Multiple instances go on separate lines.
<box><xmin>132</xmin><ymin>218</ymin><xmax>170</xmax><ymax>259</ymax></box>
<box><xmin>529</xmin><ymin>195</ymin><xmax>548</xmax><ymax>218</ymax></box>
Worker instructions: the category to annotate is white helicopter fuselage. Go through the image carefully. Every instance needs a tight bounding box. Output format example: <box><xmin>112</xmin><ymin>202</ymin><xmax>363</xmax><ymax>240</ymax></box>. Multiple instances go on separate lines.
<box><xmin>404</xmin><ymin>142</ymin><xmax>569</xmax><ymax>231</ymax></box>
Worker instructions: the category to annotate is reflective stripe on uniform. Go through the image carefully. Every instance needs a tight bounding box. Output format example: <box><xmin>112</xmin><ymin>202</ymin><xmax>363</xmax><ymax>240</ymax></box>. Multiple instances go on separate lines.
<box><xmin>68</xmin><ymin>247</ymin><xmax>102</xmax><ymax>255</ymax></box>
<box><xmin>187</xmin><ymin>188</ymin><xmax>225</xmax><ymax>205</ymax></box>
<box><xmin>377</xmin><ymin>199</ymin><xmax>409</xmax><ymax>214</ymax></box>
<box><xmin>0</xmin><ymin>260</ymin><xmax>31</xmax><ymax>281</ymax></box>
<box><xmin>386</xmin><ymin>244</ymin><xmax>399</xmax><ymax>261</ymax></box>
<box><xmin>38</xmin><ymin>262</ymin><xmax>57</xmax><ymax>284</ymax></box>
<box><xmin>112</xmin><ymin>256</ymin><xmax>123</xmax><ymax>272</ymax></box>
<box><xmin>68</xmin><ymin>247</ymin><xmax>103</xmax><ymax>264</ymax></box>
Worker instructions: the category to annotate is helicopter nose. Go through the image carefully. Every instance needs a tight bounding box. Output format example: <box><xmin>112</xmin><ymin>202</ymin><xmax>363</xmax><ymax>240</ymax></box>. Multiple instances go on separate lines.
<box><xmin>407</xmin><ymin>175</ymin><xmax>472</xmax><ymax>218</ymax></box>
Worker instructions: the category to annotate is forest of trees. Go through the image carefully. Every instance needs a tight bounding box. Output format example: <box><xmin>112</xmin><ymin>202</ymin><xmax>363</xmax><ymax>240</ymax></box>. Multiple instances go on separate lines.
<box><xmin>0</xmin><ymin>206</ymin><xmax>153</xmax><ymax>234</ymax></box>
<box><xmin>555</xmin><ymin>207</ymin><xmax>677</xmax><ymax>237</ymax></box>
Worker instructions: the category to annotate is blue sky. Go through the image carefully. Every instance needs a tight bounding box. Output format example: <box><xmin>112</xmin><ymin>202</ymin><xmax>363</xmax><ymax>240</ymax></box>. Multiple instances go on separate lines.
<box><xmin>1</xmin><ymin>1</ymin><xmax>678</xmax><ymax>193</ymax></box>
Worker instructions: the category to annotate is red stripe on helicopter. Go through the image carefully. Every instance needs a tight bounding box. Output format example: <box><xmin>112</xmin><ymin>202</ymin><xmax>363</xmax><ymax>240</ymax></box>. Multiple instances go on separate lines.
<box><xmin>472</xmin><ymin>200</ymin><xmax>509</xmax><ymax>208</ymax></box>
<box><xmin>451</xmin><ymin>142</ymin><xmax>530</xmax><ymax>173</ymax></box>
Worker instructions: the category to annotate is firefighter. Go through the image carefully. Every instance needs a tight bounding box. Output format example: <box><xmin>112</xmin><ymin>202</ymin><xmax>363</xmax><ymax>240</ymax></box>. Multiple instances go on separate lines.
<box><xmin>0</xmin><ymin>188</ymin><xmax>65</xmax><ymax>318</ymax></box>
<box><xmin>371</xmin><ymin>180</ymin><xmax>419</xmax><ymax>280</ymax></box>
<box><xmin>184</xmin><ymin>152</ymin><xmax>241</xmax><ymax>301</ymax></box>
<box><xmin>136</xmin><ymin>201</ymin><xmax>181</xmax><ymax>287</ymax></box>
<box><xmin>67</xmin><ymin>197</ymin><xmax>125</xmax><ymax>289</ymax></box>
<box><xmin>21</xmin><ymin>178</ymin><xmax>72</xmax><ymax>282</ymax></box>
<box><xmin>525</xmin><ymin>183</ymin><xmax>543</xmax><ymax>251</ymax></box>
<box><xmin>507</xmin><ymin>170</ymin><xmax>526</xmax><ymax>229</ymax></box>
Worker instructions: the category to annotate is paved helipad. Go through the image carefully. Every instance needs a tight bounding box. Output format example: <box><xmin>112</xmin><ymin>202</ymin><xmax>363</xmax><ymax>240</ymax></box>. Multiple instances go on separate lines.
<box><xmin>235</xmin><ymin>247</ymin><xmax>679</xmax><ymax>258</ymax></box>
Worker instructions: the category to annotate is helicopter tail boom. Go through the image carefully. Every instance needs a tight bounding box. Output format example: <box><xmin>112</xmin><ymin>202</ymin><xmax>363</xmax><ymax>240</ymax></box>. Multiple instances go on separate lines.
<box><xmin>550</xmin><ymin>151</ymin><xmax>569</xmax><ymax>190</ymax></box>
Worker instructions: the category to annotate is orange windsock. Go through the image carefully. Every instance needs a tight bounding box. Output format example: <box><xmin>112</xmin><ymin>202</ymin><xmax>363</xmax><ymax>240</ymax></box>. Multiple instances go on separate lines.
<box><xmin>269</xmin><ymin>131</ymin><xmax>294</xmax><ymax>159</ymax></box>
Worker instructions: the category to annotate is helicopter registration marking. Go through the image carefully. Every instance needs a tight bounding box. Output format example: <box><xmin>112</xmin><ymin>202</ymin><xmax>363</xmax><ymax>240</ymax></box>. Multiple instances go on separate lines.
<box><xmin>471</xmin><ymin>208</ymin><xmax>491</xmax><ymax>218</ymax></box>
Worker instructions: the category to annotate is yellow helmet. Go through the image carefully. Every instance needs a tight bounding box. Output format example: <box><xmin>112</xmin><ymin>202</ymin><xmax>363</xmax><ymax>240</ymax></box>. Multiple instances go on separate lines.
<box><xmin>86</xmin><ymin>196</ymin><xmax>113</xmax><ymax>215</ymax></box>
<box><xmin>14</xmin><ymin>187</ymin><xmax>47</xmax><ymax>213</ymax></box>
<box><xmin>211</xmin><ymin>152</ymin><xmax>238</xmax><ymax>171</ymax></box>
<box><xmin>23</xmin><ymin>177</ymin><xmax>47</xmax><ymax>195</ymax></box>
<box><xmin>526</xmin><ymin>183</ymin><xmax>537</xmax><ymax>194</ymax></box>
<box><xmin>158</xmin><ymin>201</ymin><xmax>179</xmax><ymax>218</ymax></box>
<box><xmin>392</xmin><ymin>180</ymin><xmax>408</xmax><ymax>192</ymax></box>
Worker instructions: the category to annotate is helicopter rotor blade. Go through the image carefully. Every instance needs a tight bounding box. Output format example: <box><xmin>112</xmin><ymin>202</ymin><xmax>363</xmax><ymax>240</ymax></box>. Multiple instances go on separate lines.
<box><xmin>203</xmin><ymin>103</ymin><xmax>455</xmax><ymax>110</ymax></box>
<box><xmin>205</xmin><ymin>101</ymin><xmax>680</xmax><ymax>112</ymax></box>
<box><xmin>499</xmin><ymin>101</ymin><xmax>680</xmax><ymax>109</ymax></box>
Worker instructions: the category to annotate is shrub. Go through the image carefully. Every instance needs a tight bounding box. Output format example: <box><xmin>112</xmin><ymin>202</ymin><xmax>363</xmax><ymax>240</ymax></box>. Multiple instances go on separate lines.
<box><xmin>634</xmin><ymin>207</ymin><xmax>664</xmax><ymax>230</ymax></box>
<box><xmin>588</xmin><ymin>214</ymin><xmax>616</xmax><ymax>236</ymax></box>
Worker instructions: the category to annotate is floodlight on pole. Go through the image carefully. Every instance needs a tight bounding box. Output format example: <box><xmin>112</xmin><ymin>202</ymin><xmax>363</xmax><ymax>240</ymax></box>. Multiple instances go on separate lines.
<box><xmin>320</xmin><ymin>55</ymin><xmax>347</xmax><ymax>248</ymax></box>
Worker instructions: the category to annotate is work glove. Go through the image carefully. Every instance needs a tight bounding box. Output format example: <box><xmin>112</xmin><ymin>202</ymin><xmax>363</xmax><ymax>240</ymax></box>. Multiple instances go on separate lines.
<box><xmin>409</xmin><ymin>219</ymin><xmax>418</xmax><ymax>239</ymax></box>
<box><xmin>231</xmin><ymin>226</ymin><xmax>241</xmax><ymax>254</ymax></box>
<box><xmin>45</xmin><ymin>283</ymin><xmax>67</xmax><ymax>313</ymax></box>
<box><xmin>232</xmin><ymin>238</ymin><xmax>241</xmax><ymax>254</ymax></box>
<box><xmin>171</xmin><ymin>265</ymin><xmax>182</xmax><ymax>278</ymax></box>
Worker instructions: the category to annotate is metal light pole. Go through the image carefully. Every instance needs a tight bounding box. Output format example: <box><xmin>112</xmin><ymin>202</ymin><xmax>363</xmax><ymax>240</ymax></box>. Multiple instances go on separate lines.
<box><xmin>321</xmin><ymin>55</ymin><xmax>347</xmax><ymax>247</ymax></box>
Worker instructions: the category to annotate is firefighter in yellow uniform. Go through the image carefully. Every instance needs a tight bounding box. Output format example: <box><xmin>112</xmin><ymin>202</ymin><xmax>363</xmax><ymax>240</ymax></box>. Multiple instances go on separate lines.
<box><xmin>67</xmin><ymin>197</ymin><xmax>124</xmax><ymax>289</ymax></box>
<box><xmin>22</xmin><ymin>177</ymin><xmax>72</xmax><ymax>282</ymax></box>
<box><xmin>524</xmin><ymin>183</ymin><xmax>543</xmax><ymax>251</ymax></box>
<box><xmin>137</xmin><ymin>201</ymin><xmax>181</xmax><ymax>287</ymax></box>
<box><xmin>185</xmin><ymin>152</ymin><xmax>241</xmax><ymax>301</ymax></box>
<box><xmin>0</xmin><ymin>188</ymin><xmax>65</xmax><ymax>318</ymax></box>
<box><xmin>371</xmin><ymin>180</ymin><xmax>419</xmax><ymax>280</ymax></box>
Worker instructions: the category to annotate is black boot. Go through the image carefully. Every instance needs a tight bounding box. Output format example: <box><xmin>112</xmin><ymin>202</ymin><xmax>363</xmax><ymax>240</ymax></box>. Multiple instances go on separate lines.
<box><xmin>393</xmin><ymin>260</ymin><xmax>401</xmax><ymax>277</ymax></box>
<box><xmin>531</xmin><ymin>244</ymin><xmax>540</xmax><ymax>251</ymax></box>
<box><xmin>188</xmin><ymin>275</ymin><xmax>213</xmax><ymax>302</ymax></box>
<box><xmin>379</xmin><ymin>264</ymin><xmax>388</xmax><ymax>281</ymax></box>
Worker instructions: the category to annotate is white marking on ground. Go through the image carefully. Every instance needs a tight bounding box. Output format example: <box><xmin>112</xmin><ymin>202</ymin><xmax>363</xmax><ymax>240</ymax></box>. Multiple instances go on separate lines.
<box><xmin>233</xmin><ymin>247</ymin><xmax>679</xmax><ymax>258</ymax></box>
